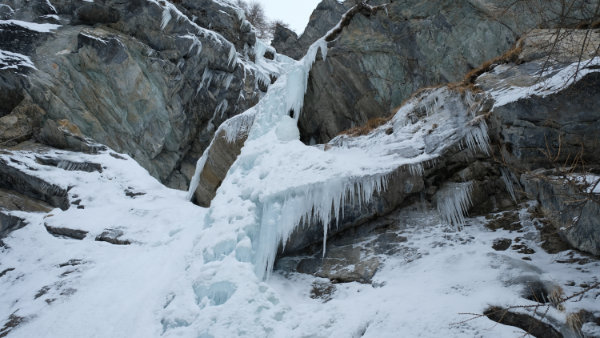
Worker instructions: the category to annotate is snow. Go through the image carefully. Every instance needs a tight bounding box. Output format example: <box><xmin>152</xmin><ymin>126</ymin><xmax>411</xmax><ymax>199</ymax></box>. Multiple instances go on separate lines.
<box><xmin>0</xmin><ymin>145</ymin><xmax>207</xmax><ymax>337</ymax></box>
<box><xmin>0</xmin><ymin>49</ymin><xmax>36</xmax><ymax>70</ymax></box>
<box><xmin>0</xmin><ymin>20</ymin><xmax>60</xmax><ymax>33</ymax></box>
<box><xmin>3</xmin><ymin>164</ymin><xmax>597</xmax><ymax>338</ymax></box>
<box><xmin>490</xmin><ymin>57</ymin><xmax>600</xmax><ymax>108</ymax></box>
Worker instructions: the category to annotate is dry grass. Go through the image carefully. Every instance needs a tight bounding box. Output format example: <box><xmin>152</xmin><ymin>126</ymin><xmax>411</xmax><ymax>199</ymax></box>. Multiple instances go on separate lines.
<box><xmin>338</xmin><ymin>116</ymin><xmax>392</xmax><ymax>137</ymax></box>
<box><xmin>463</xmin><ymin>41</ymin><xmax>525</xmax><ymax>85</ymax></box>
<box><xmin>566</xmin><ymin>311</ymin><xmax>584</xmax><ymax>334</ymax></box>
<box><xmin>448</xmin><ymin>82</ymin><xmax>484</xmax><ymax>95</ymax></box>
<box><xmin>548</xmin><ymin>286</ymin><xmax>567</xmax><ymax>312</ymax></box>
<box><xmin>576</xmin><ymin>19</ymin><xmax>600</xmax><ymax>30</ymax></box>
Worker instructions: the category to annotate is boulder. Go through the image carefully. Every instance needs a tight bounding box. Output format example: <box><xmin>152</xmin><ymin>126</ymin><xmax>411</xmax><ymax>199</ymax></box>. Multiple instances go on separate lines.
<box><xmin>521</xmin><ymin>171</ymin><xmax>600</xmax><ymax>256</ymax></box>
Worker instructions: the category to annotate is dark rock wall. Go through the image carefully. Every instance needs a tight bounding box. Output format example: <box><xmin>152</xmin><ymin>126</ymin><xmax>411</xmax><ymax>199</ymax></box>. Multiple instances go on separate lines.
<box><xmin>0</xmin><ymin>0</ymin><xmax>268</xmax><ymax>190</ymax></box>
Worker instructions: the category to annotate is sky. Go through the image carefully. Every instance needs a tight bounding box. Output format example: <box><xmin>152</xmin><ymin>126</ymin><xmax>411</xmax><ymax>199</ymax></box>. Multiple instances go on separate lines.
<box><xmin>254</xmin><ymin>0</ymin><xmax>323</xmax><ymax>33</ymax></box>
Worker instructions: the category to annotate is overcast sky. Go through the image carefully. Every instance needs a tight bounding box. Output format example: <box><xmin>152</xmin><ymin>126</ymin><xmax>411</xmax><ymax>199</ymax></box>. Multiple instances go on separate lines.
<box><xmin>254</xmin><ymin>0</ymin><xmax>323</xmax><ymax>33</ymax></box>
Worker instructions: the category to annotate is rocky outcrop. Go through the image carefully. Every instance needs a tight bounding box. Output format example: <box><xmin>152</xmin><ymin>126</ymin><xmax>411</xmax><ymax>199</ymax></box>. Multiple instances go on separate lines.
<box><xmin>45</xmin><ymin>224</ymin><xmax>88</xmax><ymax>240</ymax></box>
<box><xmin>0</xmin><ymin>188</ymin><xmax>52</xmax><ymax>239</ymax></box>
<box><xmin>0</xmin><ymin>155</ymin><xmax>69</xmax><ymax>210</ymax></box>
<box><xmin>485</xmin><ymin>307</ymin><xmax>564</xmax><ymax>338</ymax></box>
<box><xmin>0</xmin><ymin>0</ymin><xmax>277</xmax><ymax>191</ymax></box>
<box><xmin>299</xmin><ymin>0</ymin><xmax>584</xmax><ymax>145</ymax></box>
<box><xmin>192</xmin><ymin>125</ymin><xmax>249</xmax><ymax>207</ymax></box>
<box><xmin>271</xmin><ymin>0</ymin><xmax>352</xmax><ymax>61</ymax></box>
<box><xmin>521</xmin><ymin>171</ymin><xmax>600</xmax><ymax>256</ymax></box>
<box><xmin>272</xmin><ymin>26</ymin><xmax>600</xmax><ymax>284</ymax></box>
<box><xmin>95</xmin><ymin>229</ymin><xmax>131</xmax><ymax>245</ymax></box>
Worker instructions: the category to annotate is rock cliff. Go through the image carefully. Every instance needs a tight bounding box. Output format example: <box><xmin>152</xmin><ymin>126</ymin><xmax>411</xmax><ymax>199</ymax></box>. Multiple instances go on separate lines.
<box><xmin>0</xmin><ymin>0</ymin><xmax>280</xmax><ymax>192</ymax></box>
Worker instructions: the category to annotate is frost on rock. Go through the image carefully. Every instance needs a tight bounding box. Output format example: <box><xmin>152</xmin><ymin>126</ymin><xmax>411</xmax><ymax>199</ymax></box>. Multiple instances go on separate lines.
<box><xmin>489</xmin><ymin>56</ymin><xmax>600</xmax><ymax>108</ymax></box>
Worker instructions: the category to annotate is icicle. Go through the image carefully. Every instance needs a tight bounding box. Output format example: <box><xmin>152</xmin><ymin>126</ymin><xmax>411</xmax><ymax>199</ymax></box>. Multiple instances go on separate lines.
<box><xmin>196</xmin><ymin>67</ymin><xmax>214</xmax><ymax>94</ymax></box>
<box><xmin>500</xmin><ymin>167</ymin><xmax>519</xmax><ymax>203</ymax></box>
<box><xmin>161</xmin><ymin>6</ymin><xmax>172</xmax><ymax>30</ymax></box>
<box><xmin>463</xmin><ymin>120</ymin><xmax>490</xmax><ymax>155</ymax></box>
<box><xmin>436</xmin><ymin>182</ymin><xmax>474</xmax><ymax>227</ymax></box>
<box><xmin>223</xmin><ymin>74</ymin><xmax>234</xmax><ymax>91</ymax></box>
<box><xmin>215</xmin><ymin>100</ymin><xmax>229</xmax><ymax>117</ymax></box>
<box><xmin>227</xmin><ymin>44</ymin><xmax>237</xmax><ymax>66</ymax></box>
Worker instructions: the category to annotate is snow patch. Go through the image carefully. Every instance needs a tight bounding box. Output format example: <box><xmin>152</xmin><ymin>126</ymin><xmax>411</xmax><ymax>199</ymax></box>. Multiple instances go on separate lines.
<box><xmin>0</xmin><ymin>19</ymin><xmax>60</xmax><ymax>32</ymax></box>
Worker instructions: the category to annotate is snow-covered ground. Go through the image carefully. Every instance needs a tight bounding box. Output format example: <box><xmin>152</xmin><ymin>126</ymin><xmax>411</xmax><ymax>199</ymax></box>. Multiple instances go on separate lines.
<box><xmin>1</xmin><ymin>151</ymin><xmax>598</xmax><ymax>337</ymax></box>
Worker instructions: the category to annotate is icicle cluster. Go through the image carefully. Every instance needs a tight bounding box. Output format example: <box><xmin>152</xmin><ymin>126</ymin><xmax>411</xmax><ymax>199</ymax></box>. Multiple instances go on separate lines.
<box><xmin>436</xmin><ymin>182</ymin><xmax>474</xmax><ymax>227</ymax></box>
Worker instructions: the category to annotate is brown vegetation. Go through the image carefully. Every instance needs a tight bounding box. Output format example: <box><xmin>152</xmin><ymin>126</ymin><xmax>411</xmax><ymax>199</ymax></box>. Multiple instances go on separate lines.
<box><xmin>463</xmin><ymin>41</ymin><xmax>524</xmax><ymax>85</ymax></box>
<box><xmin>338</xmin><ymin>116</ymin><xmax>392</xmax><ymax>137</ymax></box>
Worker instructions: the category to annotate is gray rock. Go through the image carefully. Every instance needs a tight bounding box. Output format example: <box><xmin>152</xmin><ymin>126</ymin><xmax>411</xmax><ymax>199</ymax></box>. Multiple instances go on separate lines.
<box><xmin>95</xmin><ymin>229</ymin><xmax>131</xmax><ymax>245</ymax></box>
<box><xmin>192</xmin><ymin>125</ymin><xmax>249</xmax><ymax>207</ymax></box>
<box><xmin>0</xmin><ymin>155</ymin><xmax>69</xmax><ymax>210</ymax></box>
<box><xmin>45</xmin><ymin>224</ymin><xmax>88</xmax><ymax>240</ymax></box>
<box><xmin>35</xmin><ymin>156</ymin><xmax>103</xmax><ymax>173</ymax></box>
<box><xmin>271</xmin><ymin>0</ymin><xmax>352</xmax><ymax>61</ymax></box>
<box><xmin>0</xmin><ymin>0</ymin><xmax>267</xmax><ymax>188</ymax></box>
<box><xmin>299</xmin><ymin>0</ymin><xmax>581</xmax><ymax>144</ymax></box>
<box><xmin>0</xmin><ymin>187</ymin><xmax>52</xmax><ymax>238</ymax></box>
<box><xmin>485</xmin><ymin>307</ymin><xmax>564</xmax><ymax>338</ymax></box>
<box><xmin>493</xmin><ymin>238</ymin><xmax>513</xmax><ymax>251</ymax></box>
<box><xmin>521</xmin><ymin>172</ymin><xmax>600</xmax><ymax>256</ymax></box>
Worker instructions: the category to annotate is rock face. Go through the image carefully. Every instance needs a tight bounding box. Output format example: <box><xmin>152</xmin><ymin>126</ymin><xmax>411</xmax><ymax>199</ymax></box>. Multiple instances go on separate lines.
<box><xmin>192</xmin><ymin>125</ymin><xmax>249</xmax><ymax>207</ymax></box>
<box><xmin>0</xmin><ymin>0</ymin><xmax>278</xmax><ymax>191</ymax></box>
<box><xmin>298</xmin><ymin>0</ymin><xmax>581</xmax><ymax>145</ymax></box>
<box><xmin>522</xmin><ymin>172</ymin><xmax>600</xmax><ymax>256</ymax></box>
<box><xmin>0</xmin><ymin>188</ymin><xmax>52</xmax><ymax>239</ymax></box>
<box><xmin>271</xmin><ymin>0</ymin><xmax>352</xmax><ymax>61</ymax></box>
